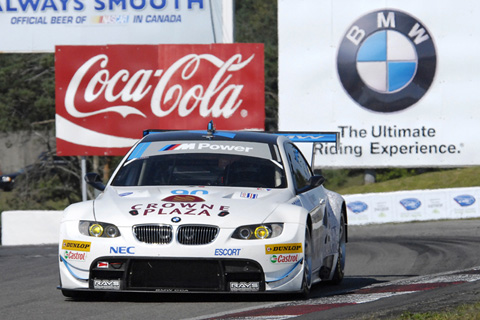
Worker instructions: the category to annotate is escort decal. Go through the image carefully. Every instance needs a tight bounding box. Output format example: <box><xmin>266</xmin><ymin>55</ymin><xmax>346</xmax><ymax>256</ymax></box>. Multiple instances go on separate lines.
<box><xmin>214</xmin><ymin>248</ymin><xmax>242</xmax><ymax>256</ymax></box>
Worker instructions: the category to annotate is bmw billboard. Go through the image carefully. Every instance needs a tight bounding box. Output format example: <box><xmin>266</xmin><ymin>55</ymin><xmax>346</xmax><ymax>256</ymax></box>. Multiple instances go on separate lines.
<box><xmin>278</xmin><ymin>0</ymin><xmax>479</xmax><ymax>168</ymax></box>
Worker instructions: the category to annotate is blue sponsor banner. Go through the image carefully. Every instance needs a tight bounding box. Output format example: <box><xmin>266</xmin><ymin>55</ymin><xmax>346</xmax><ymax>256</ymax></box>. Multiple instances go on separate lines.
<box><xmin>276</xmin><ymin>132</ymin><xmax>338</xmax><ymax>143</ymax></box>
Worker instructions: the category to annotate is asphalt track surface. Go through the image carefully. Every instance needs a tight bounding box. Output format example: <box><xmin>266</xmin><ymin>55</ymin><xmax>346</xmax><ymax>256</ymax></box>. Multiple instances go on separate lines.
<box><xmin>1</xmin><ymin>219</ymin><xmax>479</xmax><ymax>320</ymax></box>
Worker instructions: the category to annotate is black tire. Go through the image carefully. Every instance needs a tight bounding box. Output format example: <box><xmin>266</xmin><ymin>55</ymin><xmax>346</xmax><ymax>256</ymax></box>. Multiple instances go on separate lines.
<box><xmin>301</xmin><ymin>227</ymin><xmax>313</xmax><ymax>298</ymax></box>
<box><xmin>330</xmin><ymin>214</ymin><xmax>346</xmax><ymax>284</ymax></box>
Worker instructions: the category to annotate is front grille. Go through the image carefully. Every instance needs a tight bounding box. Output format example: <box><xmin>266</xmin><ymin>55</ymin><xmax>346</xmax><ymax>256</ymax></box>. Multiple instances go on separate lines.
<box><xmin>129</xmin><ymin>259</ymin><xmax>223</xmax><ymax>290</ymax></box>
<box><xmin>127</xmin><ymin>259</ymin><xmax>264</xmax><ymax>291</ymax></box>
<box><xmin>133</xmin><ymin>225</ymin><xmax>172</xmax><ymax>244</ymax></box>
<box><xmin>133</xmin><ymin>224</ymin><xmax>219</xmax><ymax>245</ymax></box>
<box><xmin>177</xmin><ymin>225</ymin><xmax>219</xmax><ymax>245</ymax></box>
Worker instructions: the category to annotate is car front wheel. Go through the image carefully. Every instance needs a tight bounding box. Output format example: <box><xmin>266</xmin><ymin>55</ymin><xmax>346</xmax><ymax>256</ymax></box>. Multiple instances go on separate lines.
<box><xmin>330</xmin><ymin>214</ymin><xmax>346</xmax><ymax>284</ymax></box>
<box><xmin>301</xmin><ymin>227</ymin><xmax>313</xmax><ymax>298</ymax></box>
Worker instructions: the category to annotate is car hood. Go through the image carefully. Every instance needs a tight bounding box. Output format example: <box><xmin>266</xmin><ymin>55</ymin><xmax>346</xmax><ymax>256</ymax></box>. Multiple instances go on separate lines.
<box><xmin>93</xmin><ymin>186</ymin><xmax>295</xmax><ymax>228</ymax></box>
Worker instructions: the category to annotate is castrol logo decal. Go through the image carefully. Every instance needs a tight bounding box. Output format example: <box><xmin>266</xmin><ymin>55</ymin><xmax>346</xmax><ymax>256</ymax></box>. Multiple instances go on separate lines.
<box><xmin>270</xmin><ymin>254</ymin><xmax>299</xmax><ymax>264</ymax></box>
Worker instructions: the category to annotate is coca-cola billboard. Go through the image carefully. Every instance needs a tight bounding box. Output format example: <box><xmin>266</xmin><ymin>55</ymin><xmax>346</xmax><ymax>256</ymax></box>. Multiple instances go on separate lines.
<box><xmin>55</xmin><ymin>44</ymin><xmax>265</xmax><ymax>156</ymax></box>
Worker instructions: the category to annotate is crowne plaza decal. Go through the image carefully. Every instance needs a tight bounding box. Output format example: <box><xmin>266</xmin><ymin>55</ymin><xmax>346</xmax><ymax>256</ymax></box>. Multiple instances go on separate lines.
<box><xmin>337</xmin><ymin>9</ymin><xmax>436</xmax><ymax>112</ymax></box>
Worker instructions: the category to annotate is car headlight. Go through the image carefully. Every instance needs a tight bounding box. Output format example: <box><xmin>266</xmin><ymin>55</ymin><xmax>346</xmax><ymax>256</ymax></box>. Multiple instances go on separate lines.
<box><xmin>232</xmin><ymin>223</ymin><xmax>283</xmax><ymax>240</ymax></box>
<box><xmin>2</xmin><ymin>176</ymin><xmax>12</xmax><ymax>182</ymax></box>
<box><xmin>79</xmin><ymin>221</ymin><xmax>121</xmax><ymax>238</ymax></box>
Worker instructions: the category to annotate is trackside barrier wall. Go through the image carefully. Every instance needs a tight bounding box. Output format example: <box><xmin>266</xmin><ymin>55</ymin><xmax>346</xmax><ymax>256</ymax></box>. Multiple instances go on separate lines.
<box><xmin>2</xmin><ymin>186</ymin><xmax>480</xmax><ymax>245</ymax></box>
<box><xmin>345</xmin><ymin>187</ymin><xmax>480</xmax><ymax>225</ymax></box>
<box><xmin>1</xmin><ymin>210</ymin><xmax>63</xmax><ymax>246</ymax></box>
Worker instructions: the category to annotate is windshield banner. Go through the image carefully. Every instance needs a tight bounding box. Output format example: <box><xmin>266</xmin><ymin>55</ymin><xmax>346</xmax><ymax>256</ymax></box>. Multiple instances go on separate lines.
<box><xmin>55</xmin><ymin>44</ymin><xmax>265</xmax><ymax>156</ymax></box>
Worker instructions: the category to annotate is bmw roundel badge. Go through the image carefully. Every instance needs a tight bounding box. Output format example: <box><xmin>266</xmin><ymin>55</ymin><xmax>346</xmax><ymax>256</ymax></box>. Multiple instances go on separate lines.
<box><xmin>171</xmin><ymin>217</ymin><xmax>181</xmax><ymax>223</ymax></box>
<box><xmin>337</xmin><ymin>9</ymin><xmax>436</xmax><ymax>112</ymax></box>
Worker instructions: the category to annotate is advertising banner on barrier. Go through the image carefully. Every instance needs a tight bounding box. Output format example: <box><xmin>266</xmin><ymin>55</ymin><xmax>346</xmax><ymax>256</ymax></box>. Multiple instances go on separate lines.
<box><xmin>278</xmin><ymin>0</ymin><xmax>480</xmax><ymax>168</ymax></box>
<box><xmin>55</xmin><ymin>44</ymin><xmax>265</xmax><ymax>156</ymax></box>
<box><xmin>0</xmin><ymin>0</ymin><xmax>233</xmax><ymax>52</ymax></box>
<box><xmin>345</xmin><ymin>187</ymin><xmax>480</xmax><ymax>225</ymax></box>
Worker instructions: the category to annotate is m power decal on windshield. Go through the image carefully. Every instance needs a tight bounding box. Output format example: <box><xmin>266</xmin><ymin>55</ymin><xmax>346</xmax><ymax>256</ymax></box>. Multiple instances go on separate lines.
<box><xmin>160</xmin><ymin>143</ymin><xmax>254</xmax><ymax>153</ymax></box>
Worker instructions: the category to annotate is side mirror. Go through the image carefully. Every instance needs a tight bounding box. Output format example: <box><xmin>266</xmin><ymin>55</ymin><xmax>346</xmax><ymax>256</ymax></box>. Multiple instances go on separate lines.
<box><xmin>85</xmin><ymin>172</ymin><xmax>106</xmax><ymax>192</ymax></box>
<box><xmin>309</xmin><ymin>175</ymin><xmax>325</xmax><ymax>188</ymax></box>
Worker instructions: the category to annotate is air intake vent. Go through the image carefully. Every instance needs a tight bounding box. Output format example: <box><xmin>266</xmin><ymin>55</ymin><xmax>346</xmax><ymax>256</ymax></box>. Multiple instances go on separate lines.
<box><xmin>133</xmin><ymin>225</ymin><xmax>173</xmax><ymax>244</ymax></box>
<box><xmin>177</xmin><ymin>225</ymin><xmax>219</xmax><ymax>245</ymax></box>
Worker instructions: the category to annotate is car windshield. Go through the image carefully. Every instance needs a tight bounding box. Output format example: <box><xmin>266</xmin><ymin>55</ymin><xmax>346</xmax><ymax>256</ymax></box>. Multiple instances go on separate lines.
<box><xmin>111</xmin><ymin>153</ymin><xmax>286</xmax><ymax>188</ymax></box>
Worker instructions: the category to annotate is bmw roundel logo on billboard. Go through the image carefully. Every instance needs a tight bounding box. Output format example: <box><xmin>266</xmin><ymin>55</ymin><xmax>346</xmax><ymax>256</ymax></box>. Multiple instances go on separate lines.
<box><xmin>337</xmin><ymin>9</ymin><xmax>436</xmax><ymax>112</ymax></box>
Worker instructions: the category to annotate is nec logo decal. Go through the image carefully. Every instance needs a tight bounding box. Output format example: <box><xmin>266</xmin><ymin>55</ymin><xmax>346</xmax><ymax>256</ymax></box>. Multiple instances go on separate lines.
<box><xmin>337</xmin><ymin>9</ymin><xmax>436</xmax><ymax>112</ymax></box>
<box><xmin>110</xmin><ymin>246</ymin><xmax>135</xmax><ymax>254</ymax></box>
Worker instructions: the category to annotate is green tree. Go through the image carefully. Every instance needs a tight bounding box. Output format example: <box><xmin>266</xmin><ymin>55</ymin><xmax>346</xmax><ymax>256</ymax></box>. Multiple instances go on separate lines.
<box><xmin>0</xmin><ymin>53</ymin><xmax>55</xmax><ymax>132</ymax></box>
<box><xmin>235</xmin><ymin>0</ymin><xmax>278</xmax><ymax>131</ymax></box>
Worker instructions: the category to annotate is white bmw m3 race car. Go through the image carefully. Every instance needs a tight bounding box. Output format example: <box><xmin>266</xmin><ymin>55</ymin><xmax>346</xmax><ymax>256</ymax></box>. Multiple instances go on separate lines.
<box><xmin>58</xmin><ymin>124</ymin><xmax>347</xmax><ymax>297</ymax></box>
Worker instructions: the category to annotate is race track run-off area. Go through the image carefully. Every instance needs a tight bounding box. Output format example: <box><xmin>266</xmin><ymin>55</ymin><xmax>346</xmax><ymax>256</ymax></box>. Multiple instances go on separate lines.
<box><xmin>1</xmin><ymin>220</ymin><xmax>479</xmax><ymax>320</ymax></box>
<box><xmin>201</xmin><ymin>268</ymin><xmax>480</xmax><ymax>319</ymax></box>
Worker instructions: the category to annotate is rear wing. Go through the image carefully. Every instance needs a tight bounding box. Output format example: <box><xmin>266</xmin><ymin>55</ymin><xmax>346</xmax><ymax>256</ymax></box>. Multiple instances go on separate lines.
<box><xmin>274</xmin><ymin>132</ymin><xmax>339</xmax><ymax>143</ymax></box>
<box><xmin>275</xmin><ymin>132</ymin><xmax>340</xmax><ymax>169</ymax></box>
<box><xmin>143</xmin><ymin>129</ymin><xmax>339</xmax><ymax>143</ymax></box>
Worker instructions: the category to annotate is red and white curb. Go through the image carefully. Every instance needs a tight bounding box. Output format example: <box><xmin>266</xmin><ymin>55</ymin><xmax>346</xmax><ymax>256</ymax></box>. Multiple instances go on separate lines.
<box><xmin>188</xmin><ymin>267</ymin><xmax>480</xmax><ymax>320</ymax></box>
